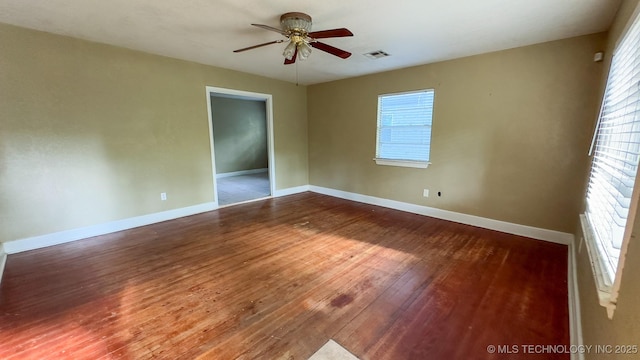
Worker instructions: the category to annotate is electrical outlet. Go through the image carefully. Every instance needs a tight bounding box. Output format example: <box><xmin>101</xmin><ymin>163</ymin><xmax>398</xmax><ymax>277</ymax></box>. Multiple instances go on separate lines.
<box><xmin>160</xmin><ymin>192</ymin><xmax>167</xmax><ymax>201</ymax></box>
<box><xmin>423</xmin><ymin>189</ymin><xmax>429</xmax><ymax>197</ymax></box>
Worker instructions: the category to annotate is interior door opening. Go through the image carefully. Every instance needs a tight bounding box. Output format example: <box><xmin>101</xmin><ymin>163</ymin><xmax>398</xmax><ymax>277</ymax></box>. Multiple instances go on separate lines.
<box><xmin>205</xmin><ymin>87</ymin><xmax>275</xmax><ymax>207</ymax></box>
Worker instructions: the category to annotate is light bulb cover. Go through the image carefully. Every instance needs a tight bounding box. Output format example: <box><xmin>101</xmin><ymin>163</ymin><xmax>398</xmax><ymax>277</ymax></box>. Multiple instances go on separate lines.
<box><xmin>283</xmin><ymin>41</ymin><xmax>297</xmax><ymax>60</ymax></box>
<box><xmin>298</xmin><ymin>42</ymin><xmax>312</xmax><ymax>60</ymax></box>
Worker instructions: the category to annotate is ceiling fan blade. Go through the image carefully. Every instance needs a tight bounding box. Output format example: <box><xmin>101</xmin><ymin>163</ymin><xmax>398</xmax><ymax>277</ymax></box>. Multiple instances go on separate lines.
<box><xmin>233</xmin><ymin>40</ymin><xmax>283</xmax><ymax>53</ymax></box>
<box><xmin>251</xmin><ymin>23</ymin><xmax>286</xmax><ymax>35</ymax></box>
<box><xmin>310</xmin><ymin>41</ymin><xmax>352</xmax><ymax>59</ymax></box>
<box><xmin>284</xmin><ymin>48</ymin><xmax>298</xmax><ymax>65</ymax></box>
<box><xmin>308</xmin><ymin>28</ymin><xmax>353</xmax><ymax>39</ymax></box>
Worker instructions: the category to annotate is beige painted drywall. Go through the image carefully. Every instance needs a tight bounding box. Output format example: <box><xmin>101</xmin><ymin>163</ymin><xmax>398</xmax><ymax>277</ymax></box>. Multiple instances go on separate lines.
<box><xmin>0</xmin><ymin>23</ymin><xmax>308</xmax><ymax>243</ymax></box>
<box><xmin>210</xmin><ymin>96</ymin><xmax>268</xmax><ymax>174</ymax></box>
<box><xmin>576</xmin><ymin>0</ymin><xmax>640</xmax><ymax>358</ymax></box>
<box><xmin>308</xmin><ymin>33</ymin><xmax>606</xmax><ymax>233</ymax></box>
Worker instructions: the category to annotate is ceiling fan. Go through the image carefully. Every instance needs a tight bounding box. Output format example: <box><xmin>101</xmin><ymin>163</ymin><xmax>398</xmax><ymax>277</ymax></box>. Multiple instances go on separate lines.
<box><xmin>233</xmin><ymin>12</ymin><xmax>353</xmax><ymax>65</ymax></box>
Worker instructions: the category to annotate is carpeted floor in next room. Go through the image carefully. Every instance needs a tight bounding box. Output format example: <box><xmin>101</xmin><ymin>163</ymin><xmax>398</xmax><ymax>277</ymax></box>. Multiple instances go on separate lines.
<box><xmin>216</xmin><ymin>171</ymin><xmax>270</xmax><ymax>206</ymax></box>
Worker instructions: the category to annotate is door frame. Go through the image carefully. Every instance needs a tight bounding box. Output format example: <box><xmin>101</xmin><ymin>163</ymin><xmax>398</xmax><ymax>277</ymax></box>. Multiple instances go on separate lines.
<box><xmin>205</xmin><ymin>86</ymin><xmax>276</xmax><ymax>206</ymax></box>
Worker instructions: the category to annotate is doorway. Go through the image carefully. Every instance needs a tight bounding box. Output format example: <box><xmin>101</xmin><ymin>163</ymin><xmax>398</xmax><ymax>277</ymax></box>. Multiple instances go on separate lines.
<box><xmin>205</xmin><ymin>86</ymin><xmax>275</xmax><ymax>207</ymax></box>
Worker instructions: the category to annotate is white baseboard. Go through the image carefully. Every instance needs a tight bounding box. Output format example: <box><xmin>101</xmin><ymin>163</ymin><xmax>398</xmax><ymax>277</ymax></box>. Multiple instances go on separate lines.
<box><xmin>273</xmin><ymin>185</ymin><xmax>310</xmax><ymax>197</ymax></box>
<box><xmin>2</xmin><ymin>183</ymin><xmax>574</xmax><ymax>267</ymax></box>
<box><xmin>2</xmin><ymin>184</ymin><xmax>310</xmax><ymax>255</ymax></box>
<box><xmin>0</xmin><ymin>243</ymin><xmax>6</xmax><ymax>286</ymax></box>
<box><xmin>308</xmin><ymin>185</ymin><xmax>573</xmax><ymax>245</ymax></box>
<box><xmin>216</xmin><ymin>168</ymin><xmax>268</xmax><ymax>179</ymax></box>
<box><xmin>3</xmin><ymin>202</ymin><xmax>217</xmax><ymax>254</ymax></box>
<box><xmin>568</xmin><ymin>239</ymin><xmax>584</xmax><ymax>360</ymax></box>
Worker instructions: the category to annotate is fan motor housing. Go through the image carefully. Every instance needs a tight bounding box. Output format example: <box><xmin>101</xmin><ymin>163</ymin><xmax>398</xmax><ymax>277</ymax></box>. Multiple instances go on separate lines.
<box><xmin>280</xmin><ymin>12</ymin><xmax>312</xmax><ymax>35</ymax></box>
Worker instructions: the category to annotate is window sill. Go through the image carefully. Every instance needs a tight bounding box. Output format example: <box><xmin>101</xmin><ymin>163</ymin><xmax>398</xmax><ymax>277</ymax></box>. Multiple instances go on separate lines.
<box><xmin>373</xmin><ymin>158</ymin><xmax>431</xmax><ymax>169</ymax></box>
<box><xmin>580</xmin><ymin>214</ymin><xmax>617</xmax><ymax>319</ymax></box>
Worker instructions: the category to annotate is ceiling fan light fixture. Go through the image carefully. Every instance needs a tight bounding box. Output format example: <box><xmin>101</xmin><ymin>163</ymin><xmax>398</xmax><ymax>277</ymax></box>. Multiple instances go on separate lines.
<box><xmin>283</xmin><ymin>41</ymin><xmax>297</xmax><ymax>60</ymax></box>
<box><xmin>298</xmin><ymin>42</ymin><xmax>312</xmax><ymax>60</ymax></box>
<box><xmin>234</xmin><ymin>12</ymin><xmax>352</xmax><ymax>65</ymax></box>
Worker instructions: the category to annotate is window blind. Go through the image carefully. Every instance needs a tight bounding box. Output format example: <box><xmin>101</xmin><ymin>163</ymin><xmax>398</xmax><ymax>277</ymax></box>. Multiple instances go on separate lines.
<box><xmin>585</xmin><ymin>11</ymin><xmax>640</xmax><ymax>285</ymax></box>
<box><xmin>377</xmin><ymin>90</ymin><xmax>434</xmax><ymax>162</ymax></box>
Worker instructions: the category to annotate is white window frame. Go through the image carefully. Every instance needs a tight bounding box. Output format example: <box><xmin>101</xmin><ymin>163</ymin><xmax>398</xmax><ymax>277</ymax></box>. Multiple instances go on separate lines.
<box><xmin>581</xmin><ymin>4</ymin><xmax>640</xmax><ymax>319</ymax></box>
<box><xmin>373</xmin><ymin>89</ymin><xmax>435</xmax><ymax>169</ymax></box>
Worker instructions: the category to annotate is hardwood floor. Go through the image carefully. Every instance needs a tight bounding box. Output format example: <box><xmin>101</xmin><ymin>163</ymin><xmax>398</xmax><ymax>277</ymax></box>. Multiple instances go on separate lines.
<box><xmin>0</xmin><ymin>192</ymin><xmax>569</xmax><ymax>359</ymax></box>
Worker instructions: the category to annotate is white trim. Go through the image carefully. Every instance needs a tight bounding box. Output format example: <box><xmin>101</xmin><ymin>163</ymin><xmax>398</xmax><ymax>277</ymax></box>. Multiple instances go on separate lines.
<box><xmin>216</xmin><ymin>168</ymin><xmax>268</xmax><ymax>179</ymax></box>
<box><xmin>1</xmin><ymin>184</ymin><xmax>309</xmax><ymax>256</ymax></box>
<box><xmin>3</xmin><ymin>202</ymin><xmax>216</xmax><ymax>254</ymax></box>
<box><xmin>567</xmin><ymin>239</ymin><xmax>584</xmax><ymax>360</ymax></box>
<box><xmin>205</xmin><ymin>86</ymin><xmax>276</xmax><ymax>205</ymax></box>
<box><xmin>373</xmin><ymin>158</ymin><xmax>431</xmax><ymax>169</ymax></box>
<box><xmin>0</xmin><ymin>243</ymin><xmax>6</xmax><ymax>286</ymax></box>
<box><xmin>206</xmin><ymin>89</ymin><xmax>218</xmax><ymax>206</ymax></box>
<box><xmin>273</xmin><ymin>185</ymin><xmax>310</xmax><ymax>197</ymax></box>
<box><xmin>580</xmin><ymin>214</ymin><xmax>617</xmax><ymax>317</ymax></box>
<box><xmin>217</xmin><ymin>196</ymin><xmax>271</xmax><ymax>209</ymax></box>
<box><xmin>308</xmin><ymin>185</ymin><xmax>573</xmax><ymax>245</ymax></box>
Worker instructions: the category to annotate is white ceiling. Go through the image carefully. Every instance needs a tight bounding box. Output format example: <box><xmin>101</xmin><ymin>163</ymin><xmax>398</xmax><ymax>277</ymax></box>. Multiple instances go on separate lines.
<box><xmin>0</xmin><ymin>0</ymin><xmax>620</xmax><ymax>85</ymax></box>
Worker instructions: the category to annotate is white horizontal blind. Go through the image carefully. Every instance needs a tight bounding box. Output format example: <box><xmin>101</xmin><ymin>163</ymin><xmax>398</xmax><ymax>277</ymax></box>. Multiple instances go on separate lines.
<box><xmin>377</xmin><ymin>90</ymin><xmax>434</xmax><ymax>162</ymax></box>
<box><xmin>586</xmin><ymin>12</ymin><xmax>640</xmax><ymax>285</ymax></box>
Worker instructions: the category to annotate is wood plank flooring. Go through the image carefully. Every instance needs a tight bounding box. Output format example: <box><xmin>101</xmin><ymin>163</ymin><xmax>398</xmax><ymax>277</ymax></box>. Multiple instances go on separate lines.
<box><xmin>0</xmin><ymin>192</ymin><xmax>569</xmax><ymax>359</ymax></box>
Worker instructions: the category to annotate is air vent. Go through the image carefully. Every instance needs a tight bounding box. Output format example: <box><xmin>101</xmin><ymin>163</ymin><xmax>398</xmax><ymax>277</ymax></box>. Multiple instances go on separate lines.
<box><xmin>363</xmin><ymin>50</ymin><xmax>390</xmax><ymax>59</ymax></box>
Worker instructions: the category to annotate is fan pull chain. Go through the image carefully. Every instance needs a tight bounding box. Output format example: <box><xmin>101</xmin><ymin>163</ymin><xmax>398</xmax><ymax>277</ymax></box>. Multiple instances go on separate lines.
<box><xmin>295</xmin><ymin>61</ymin><xmax>299</xmax><ymax>86</ymax></box>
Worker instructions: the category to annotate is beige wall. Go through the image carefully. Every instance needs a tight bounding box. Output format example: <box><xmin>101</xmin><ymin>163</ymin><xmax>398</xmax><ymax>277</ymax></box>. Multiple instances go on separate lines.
<box><xmin>576</xmin><ymin>0</ymin><xmax>640</xmax><ymax>358</ymax></box>
<box><xmin>308</xmin><ymin>33</ymin><xmax>606</xmax><ymax>233</ymax></box>
<box><xmin>210</xmin><ymin>96</ymin><xmax>268</xmax><ymax>174</ymax></box>
<box><xmin>0</xmin><ymin>23</ymin><xmax>308</xmax><ymax>243</ymax></box>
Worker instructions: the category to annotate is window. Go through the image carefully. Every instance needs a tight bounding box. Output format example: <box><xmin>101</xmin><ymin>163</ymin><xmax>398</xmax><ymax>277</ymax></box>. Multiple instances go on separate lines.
<box><xmin>581</xmin><ymin>7</ymin><xmax>640</xmax><ymax>318</ymax></box>
<box><xmin>374</xmin><ymin>89</ymin><xmax>434</xmax><ymax>168</ymax></box>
